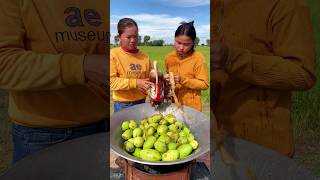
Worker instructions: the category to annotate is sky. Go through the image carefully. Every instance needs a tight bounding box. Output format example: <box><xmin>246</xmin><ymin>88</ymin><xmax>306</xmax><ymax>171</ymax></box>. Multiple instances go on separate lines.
<box><xmin>110</xmin><ymin>0</ymin><xmax>210</xmax><ymax>45</ymax></box>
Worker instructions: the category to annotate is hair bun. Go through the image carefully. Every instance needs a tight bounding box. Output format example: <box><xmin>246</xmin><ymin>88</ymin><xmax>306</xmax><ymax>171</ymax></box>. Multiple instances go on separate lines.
<box><xmin>180</xmin><ymin>21</ymin><xmax>194</xmax><ymax>26</ymax></box>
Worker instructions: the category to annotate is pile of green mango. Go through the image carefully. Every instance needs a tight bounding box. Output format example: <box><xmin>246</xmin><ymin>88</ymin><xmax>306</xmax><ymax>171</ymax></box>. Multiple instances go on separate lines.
<box><xmin>120</xmin><ymin>114</ymin><xmax>199</xmax><ymax>162</ymax></box>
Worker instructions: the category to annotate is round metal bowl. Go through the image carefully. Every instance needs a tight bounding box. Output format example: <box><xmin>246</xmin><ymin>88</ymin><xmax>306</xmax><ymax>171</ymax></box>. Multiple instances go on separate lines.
<box><xmin>110</xmin><ymin>103</ymin><xmax>210</xmax><ymax>166</ymax></box>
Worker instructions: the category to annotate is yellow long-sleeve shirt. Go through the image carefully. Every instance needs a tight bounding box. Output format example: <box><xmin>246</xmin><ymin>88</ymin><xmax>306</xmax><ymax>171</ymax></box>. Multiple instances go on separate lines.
<box><xmin>0</xmin><ymin>0</ymin><xmax>108</xmax><ymax>127</ymax></box>
<box><xmin>212</xmin><ymin>0</ymin><xmax>316</xmax><ymax>157</ymax></box>
<box><xmin>165</xmin><ymin>50</ymin><xmax>209</xmax><ymax>111</ymax></box>
<box><xmin>110</xmin><ymin>47</ymin><xmax>151</xmax><ymax>102</ymax></box>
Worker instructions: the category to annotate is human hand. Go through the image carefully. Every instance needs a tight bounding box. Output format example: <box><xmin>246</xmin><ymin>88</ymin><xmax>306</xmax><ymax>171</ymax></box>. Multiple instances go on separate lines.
<box><xmin>174</xmin><ymin>75</ymin><xmax>181</xmax><ymax>83</ymax></box>
<box><xmin>211</xmin><ymin>42</ymin><xmax>229</xmax><ymax>70</ymax></box>
<box><xmin>164</xmin><ymin>74</ymin><xmax>170</xmax><ymax>82</ymax></box>
<box><xmin>164</xmin><ymin>74</ymin><xmax>180</xmax><ymax>84</ymax></box>
<box><xmin>83</xmin><ymin>54</ymin><xmax>108</xmax><ymax>102</ymax></box>
<box><xmin>136</xmin><ymin>78</ymin><xmax>151</xmax><ymax>94</ymax></box>
<box><xmin>83</xmin><ymin>54</ymin><xmax>108</xmax><ymax>86</ymax></box>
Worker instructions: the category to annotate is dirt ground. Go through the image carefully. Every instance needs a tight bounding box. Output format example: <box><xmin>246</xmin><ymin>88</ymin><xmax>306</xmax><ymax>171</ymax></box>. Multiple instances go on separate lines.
<box><xmin>294</xmin><ymin>131</ymin><xmax>320</xmax><ymax>176</ymax></box>
<box><xmin>0</xmin><ymin>90</ymin><xmax>11</xmax><ymax>175</ymax></box>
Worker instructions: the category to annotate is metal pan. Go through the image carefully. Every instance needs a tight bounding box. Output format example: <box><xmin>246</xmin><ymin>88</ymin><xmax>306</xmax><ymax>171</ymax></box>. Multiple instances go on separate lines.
<box><xmin>110</xmin><ymin>103</ymin><xmax>210</xmax><ymax>166</ymax></box>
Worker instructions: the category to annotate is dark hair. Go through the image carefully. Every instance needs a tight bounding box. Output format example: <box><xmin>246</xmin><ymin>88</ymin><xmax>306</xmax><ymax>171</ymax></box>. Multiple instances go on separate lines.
<box><xmin>175</xmin><ymin>21</ymin><xmax>196</xmax><ymax>42</ymax></box>
<box><xmin>117</xmin><ymin>18</ymin><xmax>138</xmax><ymax>35</ymax></box>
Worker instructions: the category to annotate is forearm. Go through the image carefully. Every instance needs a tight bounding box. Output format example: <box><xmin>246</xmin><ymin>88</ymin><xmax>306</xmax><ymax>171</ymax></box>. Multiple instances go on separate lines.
<box><xmin>181</xmin><ymin>77</ymin><xmax>209</xmax><ymax>90</ymax></box>
<box><xmin>181</xmin><ymin>61</ymin><xmax>209</xmax><ymax>90</ymax></box>
<box><xmin>0</xmin><ymin>48</ymin><xmax>85</xmax><ymax>91</ymax></box>
<box><xmin>110</xmin><ymin>77</ymin><xmax>136</xmax><ymax>90</ymax></box>
<box><xmin>225</xmin><ymin>47</ymin><xmax>316</xmax><ymax>90</ymax></box>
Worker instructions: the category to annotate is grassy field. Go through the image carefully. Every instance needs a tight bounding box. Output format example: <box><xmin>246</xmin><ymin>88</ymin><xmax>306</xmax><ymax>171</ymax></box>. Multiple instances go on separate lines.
<box><xmin>291</xmin><ymin>0</ymin><xmax>320</xmax><ymax>176</ymax></box>
<box><xmin>292</xmin><ymin>0</ymin><xmax>320</xmax><ymax>134</ymax></box>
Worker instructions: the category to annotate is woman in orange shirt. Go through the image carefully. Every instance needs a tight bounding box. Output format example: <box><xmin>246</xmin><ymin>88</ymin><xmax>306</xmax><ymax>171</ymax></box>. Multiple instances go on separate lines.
<box><xmin>165</xmin><ymin>21</ymin><xmax>209</xmax><ymax>111</ymax></box>
<box><xmin>110</xmin><ymin>18</ymin><xmax>152</xmax><ymax>112</ymax></box>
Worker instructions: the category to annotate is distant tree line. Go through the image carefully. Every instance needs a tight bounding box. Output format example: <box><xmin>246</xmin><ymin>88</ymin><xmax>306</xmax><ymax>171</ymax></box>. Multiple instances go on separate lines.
<box><xmin>112</xmin><ymin>35</ymin><xmax>210</xmax><ymax>47</ymax></box>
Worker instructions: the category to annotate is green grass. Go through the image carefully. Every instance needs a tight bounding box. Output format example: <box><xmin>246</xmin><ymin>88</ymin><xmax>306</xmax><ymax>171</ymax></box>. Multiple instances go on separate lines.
<box><xmin>292</xmin><ymin>0</ymin><xmax>320</xmax><ymax>176</ymax></box>
<box><xmin>292</xmin><ymin>0</ymin><xmax>320</xmax><ymax>135</ymax></box>
<box><xmin>111</xmin><ymin>46</ymin><xmax>211</xmax><ymax>103</ymax></box>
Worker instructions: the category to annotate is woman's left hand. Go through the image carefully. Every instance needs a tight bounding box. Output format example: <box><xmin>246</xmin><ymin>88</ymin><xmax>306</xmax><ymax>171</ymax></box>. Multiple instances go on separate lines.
<box><xmin>174</xmin><ymin>75</ymin><xmax>181</xmax><ymax>83</ymax></box>
<box><xmin>164</xmin><ymin>74</ymin><xmax>170</xmax><ymax>82</ymax></box>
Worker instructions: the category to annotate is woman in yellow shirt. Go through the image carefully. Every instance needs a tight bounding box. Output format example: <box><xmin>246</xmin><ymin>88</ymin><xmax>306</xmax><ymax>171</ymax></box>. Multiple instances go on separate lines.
<box><xmin>110</xmin><ymin>18</ymin><xmax>152</xmax><ymax>112</ymax></box>
<box><xmin>165</xmin><ymin>21</ymin><xmax>209</xmax><ymax>111</ymax></box>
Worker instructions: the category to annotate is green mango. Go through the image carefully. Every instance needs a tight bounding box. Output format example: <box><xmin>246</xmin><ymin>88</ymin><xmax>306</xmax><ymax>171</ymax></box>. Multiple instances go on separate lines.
<box><xmin>168</xmin><ymin>124</ymin><xmax>178</xmax><ymax>133</ymax></box>
<box><xmin>162</xmin><ymin>150</ymin><xmax>179</xmax><ymax>161</ymax></box>
<box><xmin>167</xmin><ymin>132</ymin><xmax>179</xmax><ymax>142</ymax></box>
<box><xmin>129</xmin><ymin>120</ymin><xmax>138</xmax><ymax>129</ymax></box>
<box><xmin>133</xmin><ymin>137</ymin><xmax>144</xmax><ymax>148</ymax></box>
<box><xmin>143</xmin><ymin>136</ymin><xmax>157</xmax><ymax>149</ymax></box>
<box><xmin>164</xmin><ymin>114</ymin><xmax>175</xmax><ymax>120</ymax></box>
<box><xmin>187</xmin><ymin>133</ymin><xmax>195</xmax><ymax>142</ymax></box>
<box><xmin>153</xmin><ymin>132</ymin><xmax>159</xmax><ymax>138</ymax></box>
<box><xmin>132</xmin><ymin>148</ymin><xmax>142</xmax><ymax>158</ymax></box>
<box><xmin>141</xmin><ymin>118</ymin><xmax>148</xmax><ymax>125</ymax></box>
<box><xmin>133</xmin><ymin>128</ymin><xmax>143</xmax><ymax>137</ymax></box>
<box><xmin>122</xmin><ymin>129</ymin><xmax>133</xmax><ymax>140</ymax></box>
<box><xmin>182</xmin><ymin>127</ymin><xmax>191</xmax><ymax>135</ymax></box>
<box><xmin>159</xmin><ymin>119</ymin><xmax>168</xmax><ymax>126</ymax></box>
<box><xmin>124</xmin><ymin>141</ymin><xmax>135</xmax><ymax>153</ymax></box>
<box><xmin>157</xmin><ymin>134</ymin><xmax>171</xmax><ymax>144</ymax></box>
<box><xmin>177</xmin><ymin>144</ymin><xmax>193</xmax><ymax>158</ymax></box>
<box><xmin>121</xmin><ymin>121</ymin><xmax>129</xmax><ymax>131</ymax></box>
<box><xmin>164</xmin><ymin>114</ymin><xmax>176</xmax><ymax>124</ymax></box>
<box><xmin>146</xmin><ymin>127</ymin><xmax>156</xmax><ymax>136</ymax></box>
<box><xmin>157</xmin><ymin>125</ymin><xmax>168</xmax><ymax>135</ymax></box>
<box><xmin>177</xmin><ymin>136</ymin><xmax>189</xmax><ymax>145</ymax></box>
<box><xmin>140</xmin><ymin>149</ymin><xmax>162</xmax><ymax>161</ymax></box>
<box><xmin>154</xmin><ymin>140</ymin><xmax>167</xmax><ymax>153</ymax></box>
<box><xmin>144</xmin><ymin>123</ymin><xmax>150</xmax><ymax>129</ymax></box>
<box><xmin>150</xmin><ymin>122</ymin><xmax>159</xmax><ymax>129</ymax></box>
<box><xmin>175</xmin><ymin>121</ymin><xmax>183</xmax><ymax>130</ymax></box>
<box><xmin>166</xmin><ymin>117</ymin><xmax>176</xmax><ymax>124</ymax></box>
<box><xmin>149</xmin><ymin>114</ymin><xmax>163</xmax><ymax>123</ymax></box>
<box><xmin>189</xmin><ymin>140</ymin><xmax>199</xmax><ymax>150</ymax></box>
<box><xmin>143</xmin><ymin>133</ymin><xmax>147</xmax><ymax>141</ymax></box>
<box><xmin>168</xmin><ymin>142</ymin><xmax>178</xmax><ymax>150</ymax></box>
<box><xmin>128</xmin><ymin>138</ymin><xmax>134</xmax><ymax>144</ymax></box>
<box><xmin>179</xmin><ymin>131</ymin><xmax>187</xmax><ymax>137</ymax></box>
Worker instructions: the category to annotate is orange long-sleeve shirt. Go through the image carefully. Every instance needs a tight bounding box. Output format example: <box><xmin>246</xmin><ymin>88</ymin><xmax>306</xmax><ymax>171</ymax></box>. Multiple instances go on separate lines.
<box><xmin>212</xmin><ymin>0</ymin><xmax>316</xmax><ymax>157</ymax></box>
<box><xmin>0</xmin><ymin>0</ymin><xmax>108</xmax><ymax>127</ymax></box>
<box><xmin>110</xmin><ymin>47</ymin><xmax>152</xmax><ymax>102</ymax></box>
<box><xmin>165</xmin><ymin>50</ymin><xmax>209</xmax><ymax>111</ymax></box>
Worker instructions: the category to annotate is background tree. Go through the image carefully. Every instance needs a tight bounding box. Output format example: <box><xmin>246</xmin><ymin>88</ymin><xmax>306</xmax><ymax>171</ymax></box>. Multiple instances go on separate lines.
<box><xmin>195</xmin><ymin>37</ymin><xmax>200</xmax><ymax>46</ymax></box>
<box><xmin>206</xmin><ymin>39</ymin><xmax>210</xmax><ymax>46</ymax></box>
<box><xmin>138</xmin><ymin>35</ymin><xmax>142</xmax><ymax>46</ymax></box>
<box><xmin>150</xmin><ymin>39</ymin><xmax>164</xmax><ymax>46</ymax></box>
<box><xmin>144</xmin><ymin>35</ymin><xmax>150</xmax><ymax>45</ymax></box>
<box><xmin>114</xmin><ymin>35</ymin><xmax>119</xmax><ymax>46</ymax></box>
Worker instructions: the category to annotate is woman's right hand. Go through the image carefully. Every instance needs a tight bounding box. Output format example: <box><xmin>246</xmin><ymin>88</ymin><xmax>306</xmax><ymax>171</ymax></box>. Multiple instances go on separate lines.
<box><xmin>83</xmin><ymin>54</ymin><xmax>109</xmax><ymax>102</ymax></box>
<box><xmin>211</xmin><ymin>42</ymin><xmax>229</xmax><ymax>70</ymax></box>
<box><xmin>164</xmin><ymin>73</ymin><xmax>180</xmax><ymax>84</ymax></box>
<box><xmin>136</xmin><ymin>79</ymin><xmax>151</xmax><ymax>94</ymax></box>
<box><xmin>164</xmin><ymin>74</ymin><xmax>170</xmax><ymax>82</ymax></box>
